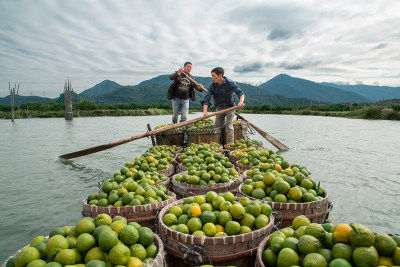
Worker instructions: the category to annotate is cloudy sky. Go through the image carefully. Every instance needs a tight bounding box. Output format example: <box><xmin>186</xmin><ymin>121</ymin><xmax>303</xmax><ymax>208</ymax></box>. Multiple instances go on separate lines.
<box><xmin>1</xmin><ymin>0</ymin><xmax>399</xmax><ymax>98</ymax></box>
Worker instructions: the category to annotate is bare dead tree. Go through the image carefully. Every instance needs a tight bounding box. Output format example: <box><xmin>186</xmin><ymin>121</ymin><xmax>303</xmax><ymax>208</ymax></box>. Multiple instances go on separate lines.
<box><xmin>9</xmin><ymin>83</ymin><xmax>20</xmax><ymax>122</ymax></box>
<box><xmin>64</xmin><ymin>80</ymin><xmax>73</xmax><ymax>120</ymax></box>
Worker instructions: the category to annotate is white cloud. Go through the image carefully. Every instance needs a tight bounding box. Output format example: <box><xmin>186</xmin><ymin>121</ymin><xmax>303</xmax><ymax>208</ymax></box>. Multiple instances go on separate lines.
<box><xmin>1</xmin><ymin>0</ymin><xmax>400</xmax><ymax>98</ymax></box>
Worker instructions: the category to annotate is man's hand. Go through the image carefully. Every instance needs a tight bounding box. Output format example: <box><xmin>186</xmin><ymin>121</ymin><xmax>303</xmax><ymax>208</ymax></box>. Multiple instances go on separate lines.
<box><xmin>177</xmin><ymin>67</ymin><xmax>184</xmax><ymax>75</ymax></box>
<box><xmin>238</xmin><ymin>102</ymin><xmax>245</xmax><ymax>108</ymax></box>
<box><xmin>203</xmin><ymin>112</ymin><xmax>209</xmax><ymax>117</ymax></box>
<box><xmin>198</xmin><ymin>84</ymin><xmax>206</xmax><ymax>92</ymax></box>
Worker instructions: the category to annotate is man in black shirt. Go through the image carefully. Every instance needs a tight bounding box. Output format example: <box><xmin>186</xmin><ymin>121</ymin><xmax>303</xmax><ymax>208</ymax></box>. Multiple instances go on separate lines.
<box><xmin>167</xmin><ymin>62</ymin><xmax>204</xmax><ymax>123</ymax></box>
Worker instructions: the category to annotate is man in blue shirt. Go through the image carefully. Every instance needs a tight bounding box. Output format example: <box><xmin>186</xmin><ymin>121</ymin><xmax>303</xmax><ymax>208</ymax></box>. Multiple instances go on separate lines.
<box><xmin>201</xmin><ymin>67</ymin><xmax>245</xmax><ymax>145</ymax></box>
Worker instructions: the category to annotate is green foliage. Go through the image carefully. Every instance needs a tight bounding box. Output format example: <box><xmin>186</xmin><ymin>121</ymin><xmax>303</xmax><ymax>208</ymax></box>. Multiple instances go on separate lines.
<box><xmin>361</xmin><ymin>106</ymin><xmax>382</xmax><ymax>119</ymax></box>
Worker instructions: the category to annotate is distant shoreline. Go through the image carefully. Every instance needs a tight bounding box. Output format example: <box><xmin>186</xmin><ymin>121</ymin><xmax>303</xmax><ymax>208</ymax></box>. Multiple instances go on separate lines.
<box><xmin>1</xmin><ymin>106</ymin><xmax>400</xmax><ymax>121</ymax></box>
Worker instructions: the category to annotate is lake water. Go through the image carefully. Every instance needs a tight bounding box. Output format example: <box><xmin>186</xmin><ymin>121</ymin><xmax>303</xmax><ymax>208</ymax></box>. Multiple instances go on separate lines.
<box><xmin>1</xmin><ymin>113</ymin><xmax>399</xmax><ymax>263</ymax></box>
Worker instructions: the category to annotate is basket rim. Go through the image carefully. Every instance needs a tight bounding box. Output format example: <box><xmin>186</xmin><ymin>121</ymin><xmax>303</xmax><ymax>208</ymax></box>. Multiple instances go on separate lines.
<box><xmin>82</xmin><ymin>190</ymin><xmax>177</xmax><ymax>214</ymax></box>
<box><xmin>237</xmin><ymin>183</ymin><xmax>330</xmax><ymax>209</ymax></box>
<box><xmin>157</xmin><ymin>195</ymin><xmax>276</xmax><ymax>246</ymax></box>
<box><xmin>171</xmin><ymin>171</ymin><xmax>245</xmax><ymax>190</ymax></box>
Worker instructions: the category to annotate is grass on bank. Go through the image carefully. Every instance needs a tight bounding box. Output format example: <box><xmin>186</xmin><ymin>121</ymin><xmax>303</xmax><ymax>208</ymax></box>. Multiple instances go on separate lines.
<box><xmin>1</xmin><ymin>101</ymin><xmax>400</xmax><ymax>120</ymax></box>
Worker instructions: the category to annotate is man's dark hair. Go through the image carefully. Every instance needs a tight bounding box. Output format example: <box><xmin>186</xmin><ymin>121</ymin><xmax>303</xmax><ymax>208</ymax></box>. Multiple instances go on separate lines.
<box><xmin>184</xmin><ymin>62</ymin><xmax>192</xmax><ymax>66</ymax></box>
<box><xmin>211</xmin><ymin>67</ymin><xmax>224</xmax><ymax>76</ymax></box>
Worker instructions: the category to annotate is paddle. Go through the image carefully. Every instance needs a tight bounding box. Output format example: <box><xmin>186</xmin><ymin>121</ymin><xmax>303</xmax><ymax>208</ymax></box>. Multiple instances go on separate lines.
<box><xmin>59</xmin><ymin>106</ymin><xmax>241</xmax><ymax>160</ymax></box>
<box><xmin>180</xmin><ymin>72</ymin><xmax>208</xmax><ymax>92</ymax></box>
<box><xmin>235</xmin><ymin>112</ymin><xmax>289</xmax><ymax>151</ymax></box>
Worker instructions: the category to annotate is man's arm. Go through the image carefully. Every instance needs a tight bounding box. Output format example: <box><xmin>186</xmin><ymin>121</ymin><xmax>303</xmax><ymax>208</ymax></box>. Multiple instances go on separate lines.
<box><xmin>238</xmin><ymin>94</ymin><xmax>245</xmax><ymax>108</ymax></box>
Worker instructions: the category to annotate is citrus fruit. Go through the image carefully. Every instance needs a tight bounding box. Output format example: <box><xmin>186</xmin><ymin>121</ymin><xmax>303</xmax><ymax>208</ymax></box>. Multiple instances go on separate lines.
<box><xmin>277</xmin><ymin>248</ymin><xmax>300</xmax><ymax>267</ymax></box>
<box><xmin>126</xmin><ymin>257</ymin><xmax>143</xmax><ymax>267</ymax></box>
<box><xmin>217</xmin><ymin>211</ymin><xmax>232</xmax><ymax>226</ymax></box>
<box><xmin>302</xmin><ymin>252</ymin><xmax>327</xmax><ymax>267</ymax></box>
<box><xmin>30</xmin><ymin>236</ymin><xmax>45</xmax><ymax>246</ymax></box>
<box><xmin>321</xmin><ymin>222</ymin><xmax>334</xmax><ymax>233</ymax></box>
<box><xmin>318</xmin><ymin>248</ymin><xmax>333</xmax><ymax>263</ymax></box>
<box><xmin>92</xmin><ymin>225</ymin><xmax>111</xmax><ymax>242</ymax></box>
<box><xmin>99</xmin><ymin>230</ymin><xmax>119</xmax><ymax>252</ymax></box>
<box><xmin>205</xmin><ymin>191</ymin><xmax>217</xmax><ymax>203</ymax></box>
<box><xmin>225</xmin><ymin>221</ymin><xmax>241</xmax><ymax>236</ymax></box>
<box><xmin>85</xmin><ymin>247</ymin><xmax>106</xmax><ymax>263</ymax></box>
<box><xmin>177</xmin><ymin>214</ymin><xmax>190</xmax><ymax>225</ymax></box>
<box><xmin>246</xmin><ymin>201</ymin><xmax>261</xmax><ymax>217</ymax></box>
<box><xmin>44</xmin><ymin>262</ymin><xmax>62</xmax><ymax>267</ymax></box>
<box><xmin>280</xmin><ymin>227</ymin><xmax>294</xmax><ymax>238</ymax></box>
<box><xmin>129</xmin><ymin>222</ymin><xmax>142</xmax><ymax>230</ymax></box>
<box><xmin>187</xmin><ymin>217</ymin><xmax>203</xmax><ymax>233</ymax></box>
<box><xmin>49</xmin><ymin>228</ymin><xmax>67</xmax><ymax>238</ymax></box>
<box><xmin>240</xmin><ymin>213</ymin><xmax>255</xmax><ymax>229</ymax></box>
<box><xmin>393</xmin><ymin>247</ymin><xmax>400</xmax><ymax>265</ymax></box>
<box><xmin>332</xmin><ymin>223</ymin><xmax>352</xmax><ymax>244</ymax></box>
<box><xmin>332</xmin><ymin>243</ymin><xmax>352</xmax><ymax>261</ymax></box>
<box><xmin>262</xmin><ymin>248</ymin><xmax>277</xmax><ymax>266</ymax></box>
<box><xmin>76</xmin><ymin>233</ymin><xmax>95</xmax><ymax>253</ymax></box>
<box><xmin>292</xmin><ymin>215</ymin><xmax>310</xmax><ymax>230</ymax></box>
<box><xmin>294</xmin><ymin>225</ymin><xmax>307</xmax><ymax>239</ymax></box>
<box><xmin>32</xmin><ymin>241</ymin><xmax>47</xmax><ymax>258</ymax></box>
<box><xmin>15</xmin><ymin>247</ymin><xmax>40</xmax><ymax>267</ymax></box>
<box><xmin>188</xmin><ymin>205</ymin><xmax>202</xmax><ymax>218</ymax></box>
<box><xmin>251</xmin><ymin>188</ymin><xmax>266</xmax><ymax>199</ymax></box>
<box><xmin>108</xmin><ymin>243</ymin><xmax>130</xmax><ymax>265</ymax></box>
<box><xmin>75</xmin><ymin>218</ymin><xmax>96</xmax><ymax>235</ymax></box>
<box><xmin>54</xmin><ymin>249</ymin><xmax>77</xmax><ymax>265</ymax></box>
<box><xmin>270</xmin><ymin>235</ymin><xmax>285</xmax><ymax>253</ymax></box>
<box><xmin>298</xmin><ymin>234</ymin><xmax>321</xmax><ymax>255</ymax></box>
<box><xmin>254</xmin><ymin>213</ymin><xmax>268</xmax><ymax>229</ymax></box>
<box><xmin>163</xmin><ymin>213</ymin><xmax>177</xmax><ymax>227</ymax></box>
<box><xmin>26</xmin><ymin>259</ymin><xmax>46</xmax><ymax>267</ymax></box>
<box><xmin>138</xmin><ymin>227</ymin><xmax>154</xmax><ymax>247</ymax></box>
<box><xmin>329</xmin><ymin>258</ymin><xmax>352</xmax><ymax>267</ymax></box>
<box><xmin>374</xmin><ymin>233</ymin><xmax>397</xmax><ymax>256</ymax></box>
<box><xmin>192</xmin><ymin>230</ymin><xmax>206</xmax><ymax>236</ymax></box>
<box><xmin>240</xmin><ymin>226</ymin><xmax>252</xmax><ymax>234</ymax></box>
<box><xmin>86</xmin><ymin>260</ymin><xmax>106</xmax><ymax>267</ymax></box>
<box><xmin>352</xmin><ymin>247</ymin><xmax>378</xmax><ymax>267</ymax></box>
<box><xmin>283</xmin><ymin>237</ymin><xmax>299</xmax><ymax>252</ymax></box>
<box><xmin>120</xmin><ymin>225</ymin><xmax>139</xmax><ymax>246</ymax></box>
<box><xmin>377</xmin><ymin>256</ymin><xmax>394</xmax><ymax>266</ymax></box>
<box><xmin>349</xmin><ymin>223</ymin><xmax>375</xmax><ymax>247</ymax></box>
<box><xmin>93</xmin><ymin>214</ymin><xmax>112</xmax><ymax>227</ymax></box>
<box><xmin>146</xmin><ymin>243</ymin><xmax>158</xmax><ymax>259</ymax></box>
<box><xmin>84</xmin><ymin>247</ymin><xmax>106</xmax><ymax>263</ymax></box>
<box><xmin>176</xmin><ymin>224</ymin><xmax>190</xmax><ymax>234</ymax></box>
<box><xmin>229</xmin><ymin>203</ymin><xmax>245</xmax><ymax>220</ymax></box>
<box><xmin>219</xmin><ymin>201</ymin><xmax>232</xmax><ymax>211</ymax></box>
<box><xmin>202</xmin><ymin>223</ymin><xmax>217</xmax><ymax>237</ymax></box>
<box><xmin>212</xmin><ymin>196</ymin><xmax>225</xmax><ymax>210</ymax></box>
<box><xmin>112</xmin><ymin>216</ymin><xmax>127</xmax><ymax>224</ymax></box>
<box><xmin>200</xmin><ymin>210</ymin><xmax>216</xmax><ymax>224</ymax></box>
<box><xmin>46</xmin><ymin>235</ymin><xmax>69</xmax><ymax>259</ymax></box>
<box><xmin>305</xmin><ymin>223</ymin><xmax>326</xmax><ymax>242</ymax></box>
<box><xmin>110</xmin><ymin>220</ymin><xmax>126</xmax><ymax>235</ymax></box>
<box><xmin>130</xmin><ymin>244</ymin><xmax>147</xmax><ymax>261</ymax></box>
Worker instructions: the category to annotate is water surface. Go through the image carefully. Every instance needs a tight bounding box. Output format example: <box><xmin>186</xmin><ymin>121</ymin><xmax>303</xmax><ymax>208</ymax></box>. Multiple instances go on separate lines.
<box><xmin>1</xmin><ymin>114</ymin><xmax>399</xmax><ymax>262</ymax></box>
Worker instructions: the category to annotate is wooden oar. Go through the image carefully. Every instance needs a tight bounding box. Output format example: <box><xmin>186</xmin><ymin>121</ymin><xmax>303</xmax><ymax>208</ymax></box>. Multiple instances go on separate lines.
<box><xmin>181</xmin><ymin>72</ymin><xmax>207</xmax><ymax>92</ymax></box>
<box><xmin>235</xmin><ymin>112</ymin><xmax>289</xmax><ymax>151</ymax></box>
<box><xmin>59</xmin><ymin>106</ymin><xmax>241</xmax><ymax>160</ymax></box>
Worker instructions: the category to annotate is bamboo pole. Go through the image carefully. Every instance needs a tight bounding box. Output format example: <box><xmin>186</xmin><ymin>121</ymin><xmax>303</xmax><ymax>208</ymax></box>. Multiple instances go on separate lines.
<box><xmin>59</xmin><ymin>106</ymin><xmax>241</xmax><ymax>160</ymax></box>
<box><xmin>235</xmin><ymin>112</ymin><xmax>289</xmax><ymax>151</ymax></box>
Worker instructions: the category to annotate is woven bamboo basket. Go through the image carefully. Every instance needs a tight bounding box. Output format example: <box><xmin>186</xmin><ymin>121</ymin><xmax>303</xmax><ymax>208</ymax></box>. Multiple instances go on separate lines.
<box><xmin>234</xmin><ymin>121</ymin><xmax>248</xmax><ymax>141</ymax></box>
<box><xmin>1</xmin><ymin>234</ymin><xmax>165</xmax><ymax>267</ymax></box>
<box><xmin>155</xmin><ymin>130</ymin><xmax>184</xmax><ymax>146</ymax></box>
<box><xmin>238</xmin><ymin>183</ymin><xmax>333</xmax><ymax>228</ymax></box>
<box><xmin>255</xmin><ymin>234</ymin><xmax>271</xmax><ymax>267</ymax></box>
<box><xmin>158</xmin><ymin>196</ymin><xmax>277</xmax><ymax>266</ymax></box>
<box><xmin>157</xmin><ymin>164</ymin><xmax>175</xmax><ymax>177</ymax></box>
<box><xmin>170</xmin><ymin>173</ymin><xmax>245</xmax><ymax>199</ymax></box>
<box><xmin>235</xmin><ymin>161</ymin><xmax>252</xmax><ymax>172</ymax></box>
<box><xmin>82</xmin><ymin>191</ymin><xmax>177</xmax><ymax>230</ymax></box>
<box><xmin>187</xmin><ymin>128</ymin><xmax>221</xmax><ymax>144</ymax></box>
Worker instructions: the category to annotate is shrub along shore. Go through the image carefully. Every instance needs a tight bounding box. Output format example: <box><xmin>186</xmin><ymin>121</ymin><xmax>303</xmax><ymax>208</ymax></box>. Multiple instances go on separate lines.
<box><xmin>1</xmin><ymin>101</ymin><xmax>400</xmax><ymax>120</ymax></box>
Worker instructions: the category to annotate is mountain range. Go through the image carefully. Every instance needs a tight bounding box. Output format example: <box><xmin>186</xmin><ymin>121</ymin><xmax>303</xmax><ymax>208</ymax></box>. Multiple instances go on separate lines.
<box><xmin>2</xmin><ymin>74</ymin><xmax>400</xmax><ymax>106</ymax></box>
